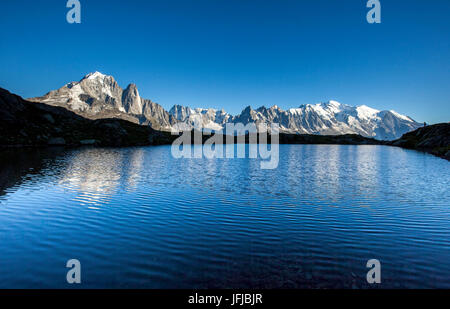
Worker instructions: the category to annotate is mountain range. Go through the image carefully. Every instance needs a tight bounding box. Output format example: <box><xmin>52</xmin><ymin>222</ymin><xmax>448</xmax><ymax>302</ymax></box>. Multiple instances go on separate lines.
<box><xmin>30</xmin><ymin>72</ymin><xmax>422</xmax><ymax>140</ymax></box>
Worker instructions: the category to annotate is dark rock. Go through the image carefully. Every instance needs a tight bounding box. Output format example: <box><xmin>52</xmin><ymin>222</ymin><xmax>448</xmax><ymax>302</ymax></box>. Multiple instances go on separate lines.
<box><xmin>48</xmin><ymin>137</ymin><xmax>66</xmax><ymax>146</ymax></box>
<box><xmin>43</xmin><ymin>113</ymin><xmax>55</xmax><ymax>124</ymax></box>
<box><xmin>389</xmin><ymin>123</ymin><xmax>450</xmax><ymax>161</ymax></box>
<box><xmin>80</xmin><ymin>139</ymin><xmax>97</xmax><ymax>145</ymax></box>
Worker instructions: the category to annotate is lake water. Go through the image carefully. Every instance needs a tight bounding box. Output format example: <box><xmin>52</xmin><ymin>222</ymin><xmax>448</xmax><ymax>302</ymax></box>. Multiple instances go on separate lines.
<box><xmin>0</xmin><ymin>145</ymin><xmax>449</xmax><ymax>288</ymax></box>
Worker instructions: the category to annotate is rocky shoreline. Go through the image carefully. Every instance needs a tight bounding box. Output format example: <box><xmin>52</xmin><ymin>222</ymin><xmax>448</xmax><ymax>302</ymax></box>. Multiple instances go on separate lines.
<box><xmin>389</xmin><ymin>123</ymin><xmax>450</xmax><ymax>161</ymax></box>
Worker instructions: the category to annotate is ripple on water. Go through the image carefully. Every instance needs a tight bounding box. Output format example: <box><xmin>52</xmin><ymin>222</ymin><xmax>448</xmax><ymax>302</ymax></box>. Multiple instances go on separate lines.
<box><xmin>0</xmin><ymin>145</ymin><xmax>449</xmax><ymax>288</ymax></box>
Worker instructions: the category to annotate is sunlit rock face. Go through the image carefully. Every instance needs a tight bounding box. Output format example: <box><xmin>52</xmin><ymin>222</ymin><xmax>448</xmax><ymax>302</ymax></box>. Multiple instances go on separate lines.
<box><xmin>31</xmin><ymin>72</ymin><xmax>422</xmax><ymax>140</ymax></box>
<box><xmin>122</xmin><ymin>83</ymin><xmax>143</xmax><ymax>115</ymax></box>
<box><xmin>168</xmin><ymin>102</ymin><xmax>421</xmax><ymax>140</ymax></box>
<box><xmin>30</xmin><ymin>72</ymin><xmax>174</xmax><ymax>130</ymax></box>
<box><xmin>169</xmin><ymin>105</ymin><xmax>231</xmax><ymax>132</ymax></box>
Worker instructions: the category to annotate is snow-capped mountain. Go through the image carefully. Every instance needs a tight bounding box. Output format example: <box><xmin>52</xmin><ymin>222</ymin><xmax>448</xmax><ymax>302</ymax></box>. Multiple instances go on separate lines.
<box><xmin>30</xmin><ymin>72</ymin><xmax>422</xmax><ymax>140</ymax></box>
<box><xmin>231</xmin><ymin>101</ymin><xmax>421</xmax><ymax>140</ymax></box>
<box><xmin>169</xmin><ymin>100</ymin><xmax>422</xmax><ymax>140</ymax></box>
<box><xmin>169</xmin><ymin>105</ymin><xmax>231</xmax><ymax>131</ymax></box>
<box><xmin>30</xmin><ymin>72</ymin><xmax>175</xmax><ymax>130</ymax></box>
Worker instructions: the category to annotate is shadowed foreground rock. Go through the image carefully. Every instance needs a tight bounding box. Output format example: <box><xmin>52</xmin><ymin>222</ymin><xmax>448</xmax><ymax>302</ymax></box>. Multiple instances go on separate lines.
<box><xmin>390</xmin><ymin>123</ymin><xmax>450</xmax><ymax>160</ymax></box>
<box><xmin>0</xmin><ymin>88</ymin><xmax>175</xmax><ymax>147</ymax></box>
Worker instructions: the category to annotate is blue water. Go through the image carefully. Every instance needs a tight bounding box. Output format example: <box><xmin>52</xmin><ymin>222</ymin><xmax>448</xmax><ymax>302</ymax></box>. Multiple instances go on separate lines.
<box><xmin>0</xmin><ymin>145</ymin><xmax>449</xmax><ymax>288</ymax></box>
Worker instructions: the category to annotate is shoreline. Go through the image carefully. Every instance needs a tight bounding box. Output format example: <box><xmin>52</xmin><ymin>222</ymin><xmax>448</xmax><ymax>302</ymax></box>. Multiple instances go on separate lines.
<box><xmin>1</xmin><ymin>87</ymin><xmax>448</xmax><ymax>161</ymax></box>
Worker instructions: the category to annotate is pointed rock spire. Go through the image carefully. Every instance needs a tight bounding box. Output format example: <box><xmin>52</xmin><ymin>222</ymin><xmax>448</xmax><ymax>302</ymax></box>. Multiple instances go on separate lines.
<box><xmin>122</xmin><ymin>83</ymin><xmax>143</xmax><ymax>115</ymax></box>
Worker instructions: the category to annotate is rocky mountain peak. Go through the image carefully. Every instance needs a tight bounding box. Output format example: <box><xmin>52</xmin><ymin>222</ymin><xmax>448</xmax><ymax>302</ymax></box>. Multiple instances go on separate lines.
<box><xmin>242</xmin><ymin>106</ymin><xmax>253</xmax><ymax>113</ymax></box>
<box><xmin>169</xmin><ymin>105</ymin><xmax>192</xmax><ymax>121</ymax></box>
<box><xmin>271</xmin><ymin>105</ymin><xmax>281</xmax><ymax>110</ymax></box>
<box><xmin>122</xmin><ymin>83</ymin><xmax>142</xmax><ymax>115</ymax></box>
<box><xmin>327</xmin><ymin>100</ymin><xmax>341</xmax><ymax>107</ymax></box>
<box><xmin>82</xmin><ymin>71</ymin><xmax>108</xmax><ymax>80</ymax></box>
<box><xmin>29</xmin><ymin>73</ymin><xmax>423</xmax><ymax>140</ymax></box>
<box><xmin>125</xmin><ymin>83</ymin><xmax>137</xmax><ymax>90</ymax></box>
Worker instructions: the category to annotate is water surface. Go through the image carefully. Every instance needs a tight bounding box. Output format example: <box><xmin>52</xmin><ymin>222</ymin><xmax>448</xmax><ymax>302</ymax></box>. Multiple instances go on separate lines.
<box><xmin>0</xmin><ymin>145</ymin><xmax>449</xmax><ymax>288</ymax></box>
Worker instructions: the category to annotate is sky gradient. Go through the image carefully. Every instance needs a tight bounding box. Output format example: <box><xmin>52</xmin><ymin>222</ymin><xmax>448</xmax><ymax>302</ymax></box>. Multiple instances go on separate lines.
<box><xmin>0</xmin><ymin>0</ymin><xmax>449</xmax><ymax>123</ymax></box>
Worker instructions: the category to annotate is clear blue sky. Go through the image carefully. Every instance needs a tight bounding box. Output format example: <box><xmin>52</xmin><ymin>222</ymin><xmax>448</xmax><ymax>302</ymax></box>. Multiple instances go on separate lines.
<box><xmin>0</xmin><ymin>0</ymin><xmax>449</xmax><ymax>123</ymax></box>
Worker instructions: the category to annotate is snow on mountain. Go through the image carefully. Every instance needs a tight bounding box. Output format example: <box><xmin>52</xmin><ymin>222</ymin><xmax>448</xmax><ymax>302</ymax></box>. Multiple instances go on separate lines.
<box><xmin>170</xmin><ymin>100</ymin><xmax>422</xmax><ymax>140</ymax></box>
<box><xmin>30</xmin><ymin>72</ymin><xmax>422</xmax><ymax>140</ymax></box>
<box><xmin>30</xmin><ymin>72</ymin><xmax>175</xmax><ymax>130</ymax></box>
<box><xmin>169</xmin><ymin>105</ymin><xmax>231</xmax><ymax>131</ymax></box>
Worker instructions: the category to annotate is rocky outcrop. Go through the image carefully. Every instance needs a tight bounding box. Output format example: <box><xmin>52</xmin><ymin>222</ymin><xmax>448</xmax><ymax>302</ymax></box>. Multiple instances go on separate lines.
<box><xmin>142</xmin><ymin>99</ymin><xmax>176</xmax><ymax>130</ymax></box>
<box><xmin>390</xmin><ymin>123</ymin><xmax>450</xmax><ymax>160</ymax></box>
<box><xmin>122</xmin><ymin>83</ymin><xmax>143</xmax><ymax>115</ymax></box>
<box><xmin>30</xmin><ymin>72</ymin><xmax>174</xmax><ymax>130</ymax></box>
